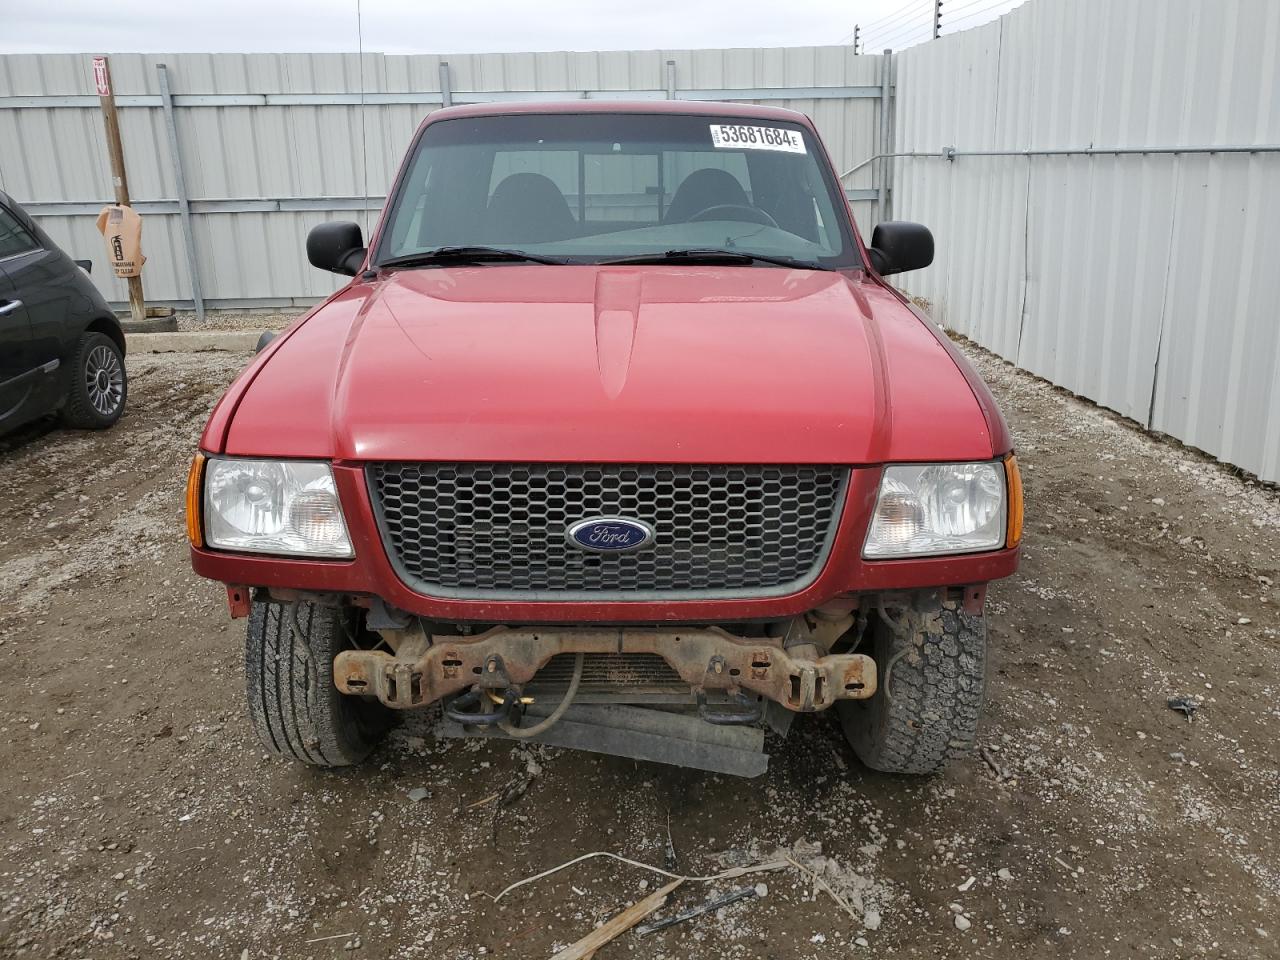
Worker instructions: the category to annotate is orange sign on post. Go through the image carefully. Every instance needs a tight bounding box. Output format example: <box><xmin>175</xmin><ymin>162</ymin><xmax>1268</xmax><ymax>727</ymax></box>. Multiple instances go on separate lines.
<box><xmin>95</xmin><ymin>204</ymin><xmax>145</xmax><ymax>279</ymax></box>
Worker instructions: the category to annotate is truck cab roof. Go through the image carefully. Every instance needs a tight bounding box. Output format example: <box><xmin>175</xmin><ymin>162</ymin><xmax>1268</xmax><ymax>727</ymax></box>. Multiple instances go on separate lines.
<box><xmin>423</xmin><ymin>98</ymin><xmax>814</xmax><ymax>125</ymax></box>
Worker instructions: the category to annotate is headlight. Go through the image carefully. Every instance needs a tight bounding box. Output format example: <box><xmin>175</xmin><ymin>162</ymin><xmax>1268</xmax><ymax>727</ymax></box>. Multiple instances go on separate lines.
<box><xmin>202</xmin><ymin>458</ymin><xmax>353</xmax><ymax>558</ymax></box>
<box><xmin>863</xmin><ymin>461</ymin><xmax>1006</xmax><ymax>558</ymax></box>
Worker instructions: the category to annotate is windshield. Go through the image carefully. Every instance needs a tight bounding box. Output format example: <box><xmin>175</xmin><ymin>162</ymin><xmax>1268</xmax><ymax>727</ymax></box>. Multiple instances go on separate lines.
<box><xmin>375</xmin><ymin>112</ymin><xmax>860</xmax><ymax>269</ymax></box>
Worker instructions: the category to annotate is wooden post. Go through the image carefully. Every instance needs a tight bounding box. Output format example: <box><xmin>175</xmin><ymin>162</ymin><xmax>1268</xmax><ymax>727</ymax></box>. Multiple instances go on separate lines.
<box><xmin>92</xmin><ymin>55</ymin><xmax>146</xmax><ymax>326</ymax></box>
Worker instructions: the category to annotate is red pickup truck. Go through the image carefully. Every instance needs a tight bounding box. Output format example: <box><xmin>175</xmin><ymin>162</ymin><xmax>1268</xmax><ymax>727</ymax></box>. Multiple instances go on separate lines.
<box><xmin>187</xmin><ymin>100</ymin><xmax>1022</xmax><ymax>777</ymax></box>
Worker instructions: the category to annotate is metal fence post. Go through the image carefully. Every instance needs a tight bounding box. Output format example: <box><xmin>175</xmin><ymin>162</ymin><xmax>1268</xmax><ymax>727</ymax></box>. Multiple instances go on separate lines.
<box><xmin>439</xmin><ymin>61</ymin><xmax>452</xmax><ymax>107</ymax></box>
<box><xmin>666</xmin><ymin>60</ymin><xmax>677</xmax><ymax>99</ymax></box>
<box><xmin>155</xmin><ymin>63</ymin><xmax>205</xmax><ymax>322</ymax></box>
<box><xmin>878</xmin><ymin>49</ymin><xmax>893</xmax><ymax>225</ymax></box>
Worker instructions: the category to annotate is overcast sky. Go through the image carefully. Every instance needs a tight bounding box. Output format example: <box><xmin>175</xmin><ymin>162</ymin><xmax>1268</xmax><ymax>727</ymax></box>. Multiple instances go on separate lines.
<box><xmin>3</xmin><ymin>0</ymin><xmax>1026</xmax><ymax>55</ymax></box>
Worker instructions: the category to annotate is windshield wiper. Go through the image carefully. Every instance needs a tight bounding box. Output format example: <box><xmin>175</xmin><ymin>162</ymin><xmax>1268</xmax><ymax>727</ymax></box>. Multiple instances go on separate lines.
<box><xmin>600</xmin><ymin>249</ymin><xmax>825</xmax><ymax>270</ymax></box>
<box><xmin>377</xmin><ymin>246</ymin><xmax>565</xmax><ymax>268</ymax></box>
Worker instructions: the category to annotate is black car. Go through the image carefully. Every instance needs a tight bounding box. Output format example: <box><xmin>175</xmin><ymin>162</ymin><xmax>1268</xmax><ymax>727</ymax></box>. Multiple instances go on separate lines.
<box><xmin>0</xmin><ymin>190</ymin><xmax>127</xmax><ymax>436</ymax></box>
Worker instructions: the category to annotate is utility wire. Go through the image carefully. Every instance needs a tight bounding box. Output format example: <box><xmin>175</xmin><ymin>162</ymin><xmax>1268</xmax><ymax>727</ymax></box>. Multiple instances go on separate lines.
<box><xmin>356</xmin><ymin>0</ymin><xmax>369</xmax><ymax>237</ymax></box>
<box><xmin>940</xmin><ymin>0</ymin><xmax>1000</xmax><ymax>15</ymax></box>
<box><xmin>861</xmin><ymin>0</ymin><xmax>930</xmax><ymax>31</ymax></box>
<box><xmin>944</xmin><ymin>8</ymin><xmax>1008</xmax><ymax>33</ymax></box>
<box><xmin>864</xmin><ymin>17</ymin><xmax>934</xmax><ymax>49</ymax></box>
<box><xmin>862</xmin><ymin>3</ymin><xmax>937</xmax><ymax>46</ymax></box>
<box><xmin>857</xmin><ymin>4</ymin><xmax>931</xmax><ymax>42</ymax></box>
<box><xmin>863</xmin><ymin>21</ymin><xmax>926</xmax><ymax>48</ymax></box>
<box><xmin>939</xmin><ymin>0</ymin><xmax>1001</xmax><ymax>20</ymax></box>
<box><xmin>939</xmin><ymin>0</ymin><xmax>1016</xmax><ymax>33</ymax></box>
<box><xmin>873</xmin><ymin>28</ymin><xmax>934</xmax><ymax>51</ymax></box>
<box><xmin>840</xmin><ymin>4</ymin><xmax>922</xmax><ymax>45</ymax></box>
<box><xmin>861</xmin><ymin>7</ymin><xmax>931</xmax><ymax>41</ymax></box>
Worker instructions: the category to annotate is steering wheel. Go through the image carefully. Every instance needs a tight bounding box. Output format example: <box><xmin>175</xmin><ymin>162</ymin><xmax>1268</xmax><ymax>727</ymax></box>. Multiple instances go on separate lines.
<box><xmin>687</xmin><ymin>204</ymin><xmax>779</xmax><ymax>228</ymax></box>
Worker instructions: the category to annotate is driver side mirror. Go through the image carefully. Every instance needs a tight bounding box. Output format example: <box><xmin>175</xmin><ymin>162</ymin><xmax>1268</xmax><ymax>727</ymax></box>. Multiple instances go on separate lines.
<box><xmin>307</xmin><ymin>221</ymin><xmax>367</xmax><ymax>276</ymax></box>
<box><xmin>867</xmin><ymin>221</ymin><xmax>934</xmax><ymax>276</ymax></box>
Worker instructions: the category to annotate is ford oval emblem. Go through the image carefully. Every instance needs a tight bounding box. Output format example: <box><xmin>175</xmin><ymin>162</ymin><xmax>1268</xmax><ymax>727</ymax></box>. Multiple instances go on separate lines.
<box><xmin>566</xmin><ymin>516</ymin><xmax>654</xmax><ymax>553</ymax></box>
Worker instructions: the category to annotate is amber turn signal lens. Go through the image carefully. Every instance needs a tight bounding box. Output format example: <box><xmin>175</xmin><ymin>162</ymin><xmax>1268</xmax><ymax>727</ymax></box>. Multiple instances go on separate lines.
<box><xmin>1004</xmin><ymin>454</ymin><xmax>1024</xmax><ymax>548</ymax></box>
<box><xmin>185</xmin><ymin>452</ymin><xmax>206</xmax><ymax>548</ymax></box>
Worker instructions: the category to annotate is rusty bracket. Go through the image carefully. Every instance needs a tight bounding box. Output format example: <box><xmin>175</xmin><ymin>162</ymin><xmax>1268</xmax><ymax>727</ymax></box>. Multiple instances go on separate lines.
<box><xmin>479</xmin><ymin>653</ymin><xmax>512</xmax><ymax>690</ymax></box>
<box><xmin>225</xmin><ymin>585</ymin><xmax>251</xmax><ymax>619</ymax></box>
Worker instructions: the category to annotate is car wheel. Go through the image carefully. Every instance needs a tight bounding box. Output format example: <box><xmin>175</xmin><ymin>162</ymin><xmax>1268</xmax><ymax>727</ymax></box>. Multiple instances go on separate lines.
<box><xmin>244</xmin><ymin>598</ymin><xmax>393</xmax><ymax>767</ymax></box>
<box><xmin>837</xmin><ymin>598</ymin><xmax>987</xmax><ymax>775</ymax></box>
<box><xmin>61</xmin><ymin>331</ymin><xmax>127</xmax><ymax>429</ymax></box>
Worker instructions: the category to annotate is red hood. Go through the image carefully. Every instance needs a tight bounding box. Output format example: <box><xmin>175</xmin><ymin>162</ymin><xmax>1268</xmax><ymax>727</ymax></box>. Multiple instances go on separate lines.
<box><xmin>219</xmin><ymin>265</ymin><xmax>995</xmax><ymax>464</ymax></box>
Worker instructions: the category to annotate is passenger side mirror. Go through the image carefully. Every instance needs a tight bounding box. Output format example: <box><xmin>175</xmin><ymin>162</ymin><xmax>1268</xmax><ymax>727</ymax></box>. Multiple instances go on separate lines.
<box><xmin>867</xmin><ymin>221</ymin><xmax>934</xmax><ymax>276</ymax></box>
<box><xmin>306</xmin><ymin>221</ymin><xmax>367</xmax><ymax>276</ymax></box>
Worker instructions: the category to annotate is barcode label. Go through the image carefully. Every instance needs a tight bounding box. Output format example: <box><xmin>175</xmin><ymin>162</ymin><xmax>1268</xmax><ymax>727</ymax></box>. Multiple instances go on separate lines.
<box><xmin>708</xmin><ymin>124</ymin><xmax>806</xmax><ymax>153</ymax></box>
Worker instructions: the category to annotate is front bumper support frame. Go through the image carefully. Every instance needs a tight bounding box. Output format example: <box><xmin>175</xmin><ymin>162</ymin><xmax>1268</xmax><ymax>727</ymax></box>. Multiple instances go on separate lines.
<box><xmin>334</xmin><ymin>625</ymin><xmax>876</xmax><ymax>713</ymax></box>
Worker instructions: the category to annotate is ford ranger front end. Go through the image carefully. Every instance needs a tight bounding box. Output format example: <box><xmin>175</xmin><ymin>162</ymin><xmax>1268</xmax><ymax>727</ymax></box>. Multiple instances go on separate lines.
<box><xmin>187</xmin><ymin>101</ymin><xmax>1022</xmax><ymax>776</ymax></box>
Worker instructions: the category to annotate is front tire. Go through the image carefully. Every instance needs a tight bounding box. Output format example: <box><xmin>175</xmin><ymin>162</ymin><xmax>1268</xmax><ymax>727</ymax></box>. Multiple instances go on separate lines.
<box><xmin>244</xmin><ymin>599</ymin><xmax>392</xmax><ymax>767</ymax></box>
<box><xmin>838</xmin><ymin>598</ymin><xmax>987</xmax><ymax>775</ymax></box>
<box><xmin>61</xmin><ymin>331</ymin><xmax>127</xmax><ymax>429</ymax></box>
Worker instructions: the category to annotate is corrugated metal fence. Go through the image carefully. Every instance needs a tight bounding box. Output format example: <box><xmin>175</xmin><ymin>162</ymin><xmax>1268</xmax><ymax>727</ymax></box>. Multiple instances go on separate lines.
<box><xmin>892</xmin><ymin>0</ymin><xmax>1280</xmax><ymax>483</ymax></box>
<box><xmin>2</xmin><ymin>0</ymin><xmax>1278</xmax><ymax>483</ymax></box>
<box><xmin>0</xmin><ymin>47</ymin><xmax>889</xmax><ymax>308</ymax></box>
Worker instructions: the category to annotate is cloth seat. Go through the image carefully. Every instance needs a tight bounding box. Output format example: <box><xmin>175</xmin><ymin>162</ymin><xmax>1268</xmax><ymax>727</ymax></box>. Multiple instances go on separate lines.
<box><xmin>664</xmin><ymin>168</ymin><xmax>751</xmax><ymax>223</ymax></box>
<box><xmin>485</xmin><ymin>173</ymin><xmax>576</xmax><ymax>242</ymax></box>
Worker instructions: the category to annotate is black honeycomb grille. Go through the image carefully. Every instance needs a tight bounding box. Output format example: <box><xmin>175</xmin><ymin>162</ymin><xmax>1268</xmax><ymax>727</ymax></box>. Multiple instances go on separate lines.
<box><xmin>368</xmin><ymin>463</ymin><xmax>847</xmax><ymax>599</ymax></box>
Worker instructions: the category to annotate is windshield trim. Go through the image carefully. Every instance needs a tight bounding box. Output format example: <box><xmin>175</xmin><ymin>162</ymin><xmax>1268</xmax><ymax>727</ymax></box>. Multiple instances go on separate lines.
<box><xmin>371</xmin><ymin>111</ymin><xmax>867</xmax><ymax>272</ymax></box>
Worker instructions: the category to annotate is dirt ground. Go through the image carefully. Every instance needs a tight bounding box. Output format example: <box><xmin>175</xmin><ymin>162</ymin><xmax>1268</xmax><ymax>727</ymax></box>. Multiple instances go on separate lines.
<box><xmin>0</xmin><ymin>340</ymin><xmax>1277</xmax><ymax>960</ymax></box>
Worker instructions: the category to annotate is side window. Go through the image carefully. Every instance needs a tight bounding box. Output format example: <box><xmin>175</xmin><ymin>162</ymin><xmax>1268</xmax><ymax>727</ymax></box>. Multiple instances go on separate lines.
<box><xmin>0</xmin><ymin>206</ymin><xmax>38</xmax><ymax>260</ymax></box>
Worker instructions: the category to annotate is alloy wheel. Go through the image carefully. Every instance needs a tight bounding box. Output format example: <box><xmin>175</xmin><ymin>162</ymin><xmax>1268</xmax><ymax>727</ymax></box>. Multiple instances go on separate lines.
<box><xmin>85</xmin><ymin>344</ymin><xmax>125</xmax><ymax>417</ymax></box>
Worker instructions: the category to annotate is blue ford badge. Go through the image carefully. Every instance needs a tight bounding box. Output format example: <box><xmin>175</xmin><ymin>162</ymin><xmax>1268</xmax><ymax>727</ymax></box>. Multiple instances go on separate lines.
<box><xmin>567</xmin><ymin>516</ymin><xmax>654</xmax><ymax>552</ymax></box>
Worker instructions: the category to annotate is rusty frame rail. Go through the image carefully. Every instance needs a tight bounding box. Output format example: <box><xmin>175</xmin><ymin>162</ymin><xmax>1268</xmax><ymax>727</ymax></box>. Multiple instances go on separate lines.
<box><xmin>335</xmin><ymin>625</ymin><xmax>876</xmax><ymax>713</ymax></box>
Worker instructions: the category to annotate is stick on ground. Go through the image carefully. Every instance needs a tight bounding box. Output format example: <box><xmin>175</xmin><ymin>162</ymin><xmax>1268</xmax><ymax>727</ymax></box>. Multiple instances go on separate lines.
<box><xmin>550</xmin><ymin>878</ymin><xmax>684</xmax><ymax>960</ymax></box>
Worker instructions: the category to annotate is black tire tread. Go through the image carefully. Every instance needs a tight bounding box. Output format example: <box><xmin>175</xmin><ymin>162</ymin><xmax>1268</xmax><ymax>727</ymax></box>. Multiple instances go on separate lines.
<box><xmin>244</xmin><ymin>599</ymin><xmax>389</xmax><ymax>767</ymax></box>
<box><xmin>60</xmin><ymin>331</ymin><xmax>126</xmax><ymax>430</ymax></box>
<box><xmin>839</xmin><ymin>599</ymin><xmax>987</xmax><ymax>775</ymax></box>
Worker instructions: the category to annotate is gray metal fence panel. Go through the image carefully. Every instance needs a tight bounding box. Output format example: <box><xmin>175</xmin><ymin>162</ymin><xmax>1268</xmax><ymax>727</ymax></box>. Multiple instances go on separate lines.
<box><xmin>0</xmin><ymin>48</ymin><xmax>888</xmax><ymax>308</ymax></box>
<box><xmin>891</xmin><ymin>0</ymin><xmax>1280</xmax><ymax>483</ymax></box>
<box><xmin>7</xmin><ymin>11</ymin><xmax>1274</xmax><ymax>482</ymax></box>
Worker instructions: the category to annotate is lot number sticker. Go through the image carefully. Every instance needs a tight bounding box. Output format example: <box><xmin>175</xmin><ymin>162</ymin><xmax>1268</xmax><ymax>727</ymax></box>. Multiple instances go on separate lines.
<box><xmin>709</xmin><ymin>124</ymin><xmax>806</xmax><ymax>153</ymax></box>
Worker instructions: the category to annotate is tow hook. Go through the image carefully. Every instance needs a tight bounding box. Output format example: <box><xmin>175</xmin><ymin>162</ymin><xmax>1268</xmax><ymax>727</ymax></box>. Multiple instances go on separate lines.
<box><xmin>697</xmin><ymin>690</ymin><xmax>764</xmax><ymax>726</ymax></box>
<box><xmin>443</xmin><ymin>687</ymin><xmax>521</xmax><ymax>726</ymax></box>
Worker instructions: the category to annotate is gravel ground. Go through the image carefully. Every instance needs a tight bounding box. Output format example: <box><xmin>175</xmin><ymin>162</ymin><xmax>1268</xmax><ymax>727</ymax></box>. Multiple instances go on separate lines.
<box><xmin>174</xmin><ymin>310</ymin><xmax>301</xmax><ymax>333</ymax></box>
<box><xmin>0</xmin><ymin>341</ymin><xmax>1277</xmax><ymax>960</ymax></box>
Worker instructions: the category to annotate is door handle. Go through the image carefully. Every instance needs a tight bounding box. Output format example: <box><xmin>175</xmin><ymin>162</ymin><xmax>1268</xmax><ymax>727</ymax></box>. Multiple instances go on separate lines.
<box><xmin>0</xmin><ymin>299</ymin><xmax>23</xmax><ymax>316</ymax></box>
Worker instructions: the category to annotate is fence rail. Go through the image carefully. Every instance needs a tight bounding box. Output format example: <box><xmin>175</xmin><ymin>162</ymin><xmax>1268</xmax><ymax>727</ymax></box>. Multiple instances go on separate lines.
<box><xmin>0</xmin><ymin>84</ymin><xmax>886</xmax><ymax>109</ymax></box>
